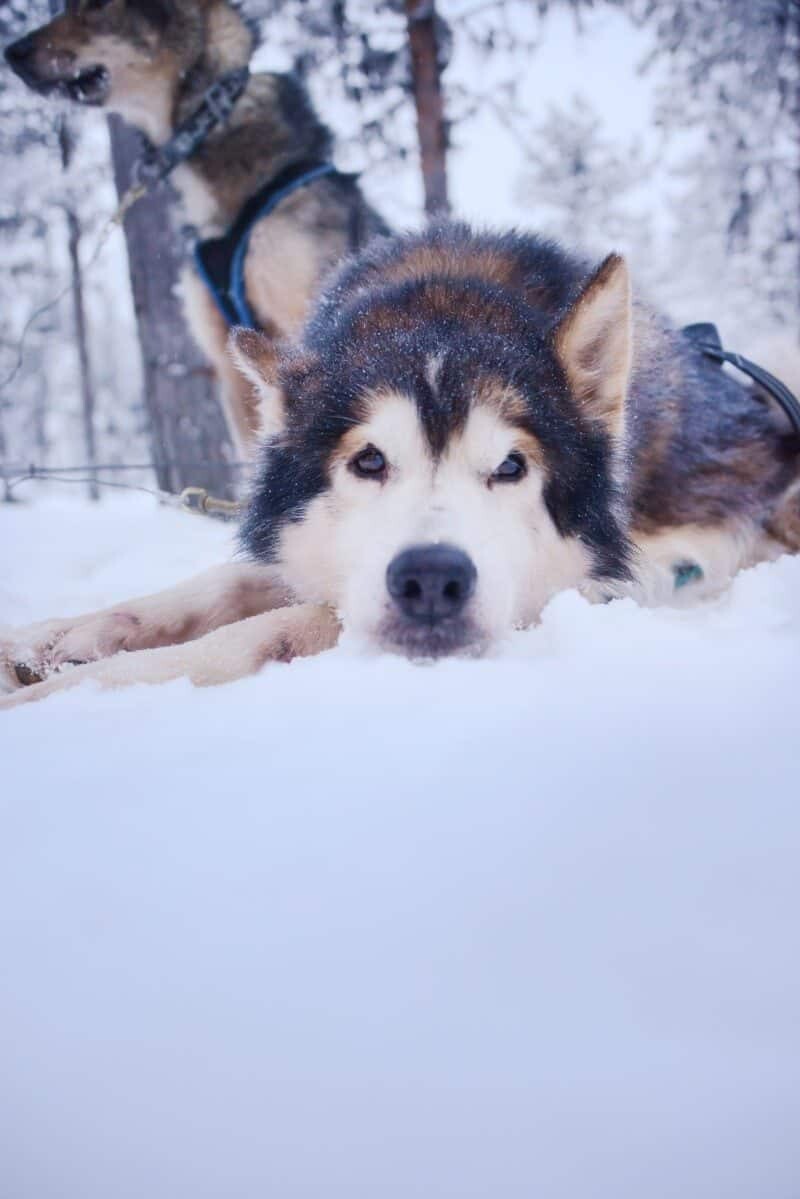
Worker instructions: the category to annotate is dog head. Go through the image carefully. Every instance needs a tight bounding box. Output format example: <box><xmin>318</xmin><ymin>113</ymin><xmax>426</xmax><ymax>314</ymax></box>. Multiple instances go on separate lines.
<box><xmin>235</xmin><ymin>230</ymin><xmax>634</xmax><ymax>659</ymax></box>
<box><xmin>4</xmin><ymin>1</ymin><xmax>252</xmax><ymax>139</ymax></box>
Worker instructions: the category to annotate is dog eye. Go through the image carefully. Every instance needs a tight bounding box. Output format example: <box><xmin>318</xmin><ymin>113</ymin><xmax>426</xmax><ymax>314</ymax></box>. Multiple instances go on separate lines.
<box><xmin>350</xmin><ymin>445</ymin><xmax>387</xmax><ymax>479</ymax></box>
<box><xmin>490</xmin><ymin>452</ymin><xmax>526</xmax><ymax>483</ymax></box>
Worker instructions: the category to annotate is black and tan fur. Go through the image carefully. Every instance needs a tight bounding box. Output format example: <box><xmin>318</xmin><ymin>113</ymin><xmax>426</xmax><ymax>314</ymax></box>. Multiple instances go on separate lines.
<box><xmin>4</xmin><ymin>0</ymin><xmax>388</xmax><ymax>453</ymax></box>
<box><xmin>2</xmin><ymin>223</ymin><xmax>799</xmax><ymax>707</ymax></box>
<box><xmin>240</xmin><ymin>226</ymin><xmax>800</xmax><ymax>593</ymax></box>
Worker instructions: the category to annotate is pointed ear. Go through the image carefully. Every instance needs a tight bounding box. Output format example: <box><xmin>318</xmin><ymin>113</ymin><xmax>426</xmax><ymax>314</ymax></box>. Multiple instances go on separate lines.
<box><xmin>554</xmin><ymin>254</ymin><xmax>632</xmax><ymax>440</ymax></box>
<box><xmin>229</xmin><ymin>328</ymin><xmax>286</xmax><ymax>437</ymax></box>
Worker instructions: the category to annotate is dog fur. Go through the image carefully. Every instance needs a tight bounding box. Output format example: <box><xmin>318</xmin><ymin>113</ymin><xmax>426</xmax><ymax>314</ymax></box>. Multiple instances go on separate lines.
<box><xmin>2</xmin><ymin>222</ymin><xmax>799</xmax><ymax>707</ymax></box>
<box><xmin>4</xmin><ymin>0</ymin><xmax>387</xmax><ymax>454</ymax></box>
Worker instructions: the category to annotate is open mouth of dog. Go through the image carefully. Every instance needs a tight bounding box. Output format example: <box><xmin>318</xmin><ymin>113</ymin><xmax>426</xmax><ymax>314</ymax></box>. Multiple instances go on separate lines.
<box><xmin>23</xmin><ymin>63</ymin><xmax>111</xmax><ymax>105</ymax></box>
<box><xmin>5</xmin><ymin>35</ymin><xmax>110</xmax><ymax>105</ymax></box>
<box><xmin>54</xmin><ymin>64</ymin><xmax>110</xmax><ymax>105</ymax></box>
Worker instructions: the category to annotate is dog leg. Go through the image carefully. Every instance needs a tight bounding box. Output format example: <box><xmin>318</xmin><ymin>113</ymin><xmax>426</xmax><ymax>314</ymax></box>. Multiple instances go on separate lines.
<box><xmin>181</xmin><ymin>268</ymin><xmax>263</xmax><ymax>455</ymax></box>
<box><xmin>0</xmin><ymin>563</ymin><xmax>291</xmax><ymax>694</ymax></box>
<box><xmin>0</xmin><ymin>605</ymin><xmax>340</xmax><ymax>710</ymax></box>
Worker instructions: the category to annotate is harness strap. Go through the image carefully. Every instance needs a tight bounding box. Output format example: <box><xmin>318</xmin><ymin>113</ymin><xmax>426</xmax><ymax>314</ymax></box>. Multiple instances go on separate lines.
<box><xmin>134</xmin><ymin>66</ymin><xmax>251</xmax><ymax>190</ymax></box>
<box><xmin>683</xmin><ymin>322</ymin><xmax>800</xmax><ymax>440</ymax></box>
<box><xmin>194</xmin><ymin>160</ymin><xmax>336</xmax><ymax>329</ymax></box>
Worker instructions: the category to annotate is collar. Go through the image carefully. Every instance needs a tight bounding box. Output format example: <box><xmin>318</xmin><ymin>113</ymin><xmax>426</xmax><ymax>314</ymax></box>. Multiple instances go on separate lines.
<box><xmin>133</xmin><ymin>65</ymin><xmax>250</xmax><ymax>191</ymax></box>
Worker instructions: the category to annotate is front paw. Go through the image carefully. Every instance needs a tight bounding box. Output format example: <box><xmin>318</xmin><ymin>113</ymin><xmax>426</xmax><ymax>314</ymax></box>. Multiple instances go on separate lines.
<box><xmin>0</xmin><ymin>623</ymin><xmax>57</xmax><ymax>693</ymax></box>
<box><xmin>0</xmin><ymin>612</ymin><xmax>141</xmax><ymax>693</ymax></box>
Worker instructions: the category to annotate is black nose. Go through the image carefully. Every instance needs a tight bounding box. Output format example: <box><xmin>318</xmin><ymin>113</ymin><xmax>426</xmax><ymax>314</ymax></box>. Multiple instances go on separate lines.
<box><xmin>5</xmin><ymin>35</ymin><xmax>37</xmax><ymax>66</ymax></box>
<box><xmin>387</xmin><ymin>544</ymin><xmax>477</xmax><ymax>624</ymax></box>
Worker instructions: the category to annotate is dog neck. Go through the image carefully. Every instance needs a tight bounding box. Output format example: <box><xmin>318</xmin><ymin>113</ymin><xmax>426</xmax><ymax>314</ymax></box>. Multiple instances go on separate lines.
<box><xmin>144</xmin><ymin>5</ymin><xmax>328</xmax><ymax>233</ymax></box>
<box><xmin>164</xmin><ymin>69</ymin><xmax>331</xmax><ymax>232</ymax></box>
<box><xmin>174</xmin><ymin>5</ymin><xmax>252</xmax><ymax>126</ymax></box>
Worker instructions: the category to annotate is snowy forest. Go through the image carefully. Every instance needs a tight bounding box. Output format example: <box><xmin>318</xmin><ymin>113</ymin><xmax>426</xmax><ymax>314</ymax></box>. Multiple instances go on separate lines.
<box><xmin>4</xmin><ymin>7</ymin><xmax>800</xmax><ymax>1191</ymax></box>
<box><xmin>1</xmin><ymin>0</ymin><xmax>798</xmax><ymax>501</ymax></box>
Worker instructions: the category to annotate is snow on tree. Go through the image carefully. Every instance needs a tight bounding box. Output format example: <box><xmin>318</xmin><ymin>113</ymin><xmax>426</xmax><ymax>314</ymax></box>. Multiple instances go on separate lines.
<box><xmin>627</xmin><ymin>0</ymin><xmax>800</xmax><ymax>337</ymax></box>
<box><xmin>515</xmin><ymin>95</ymin><xmax>655</xmax><ymax>268</ymax></box>
<box><xmin>0</xmin><ymin>0</ymin><xmax>147</xmax><ymax>490</ymax></box>
<box><xmin>1</xmin><ymin>0</ymin><xmax>796</xmax><ymax>494</ymax></box>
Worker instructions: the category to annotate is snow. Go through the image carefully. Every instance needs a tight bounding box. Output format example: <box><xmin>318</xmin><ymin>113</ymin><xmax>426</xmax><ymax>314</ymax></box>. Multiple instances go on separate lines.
<box><xmin>2</xmin><ymin>496</ymin><xmax>800</xmax><ymax>1197</ymax></box>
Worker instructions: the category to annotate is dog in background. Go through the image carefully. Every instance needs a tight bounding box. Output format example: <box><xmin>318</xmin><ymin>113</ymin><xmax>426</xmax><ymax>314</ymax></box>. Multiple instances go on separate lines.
<box><xmin>2</xmin><ymin>222</ymin><xmax>799</xmax><ymax>707</ymax></box>
<box><xmin>4</xmin><ymin>0</ymin><xmax>388</xmax><ymax>454</ymax></box>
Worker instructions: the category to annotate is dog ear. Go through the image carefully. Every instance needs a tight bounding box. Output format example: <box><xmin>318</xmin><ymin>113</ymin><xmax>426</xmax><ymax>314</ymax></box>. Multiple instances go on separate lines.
<box><xmin>554</xmin><ymin>254</ymin><xmax>632</xmax><ymax>440</ymax></box>
<box><xmin>229</xmin><ymin>328</ymin><xmax>286</xmax><ymax>436</ymax></box>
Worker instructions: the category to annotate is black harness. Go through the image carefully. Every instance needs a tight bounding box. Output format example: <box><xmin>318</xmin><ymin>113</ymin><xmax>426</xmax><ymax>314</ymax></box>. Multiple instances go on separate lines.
<box><xmin>129</xmin><ymin>66</ymin><xmax>338</xmax><ymax>330</ymax></box>
<box><xmin>131</xmin><ymin>77</ymin><xmax>800</xmax><ymax>413</ymax></box>
<box><xmin>193</xmin><ymin>160</ymin><xmax>336</xmax><ymax>329</ymax></box>
<box><xmin>683</xmin><ymin>322</ymin><xmax>800</xmax><ymax>440</ymax></box>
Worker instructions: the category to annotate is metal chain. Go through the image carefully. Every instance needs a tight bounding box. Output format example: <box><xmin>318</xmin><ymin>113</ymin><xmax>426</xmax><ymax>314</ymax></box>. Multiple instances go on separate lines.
<box><xmin>0</xmin><ymin>460</ymin><xmax>248</xmax><ymax>476</ymax></box>
<box><xmin>0</xmin><ymin>170</ymin><xmax>245</xmax><ymax>521</ymax></box>
<box><xmin>2</xmin><ymin>462</ymin><xmax>244</xmax><ymax>521</ymax></box>
<box><xmin>2</xmin><ymin>62</ymin><xmax>253</xmax><ymax>397</ymax></box>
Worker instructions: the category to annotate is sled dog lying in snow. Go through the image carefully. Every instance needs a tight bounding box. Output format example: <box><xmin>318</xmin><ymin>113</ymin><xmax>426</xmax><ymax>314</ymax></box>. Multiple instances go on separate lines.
<box><xmin>2</xmin><ymin>223</ymin><xmax>800</xmax><ymax>708</ymax></box>
<box><xmin>4</xmin><ymin>0</ymin><xmax>386</xmax><ymax>455</ymax></box>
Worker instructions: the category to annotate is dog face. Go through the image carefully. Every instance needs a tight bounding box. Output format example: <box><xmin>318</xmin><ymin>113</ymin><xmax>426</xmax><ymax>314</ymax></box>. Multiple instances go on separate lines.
<box><xmin>237</xmin><ymin>233</ymin><xmax>634</xmax><ymax>659</ymax></box>
<box><xmin>4</xmin><ymin>1</ymin><xmax>248</xmax><ymax>138</ymax></box>
<box><xmin>274</xmin><ymin>388</ymin><xmax>601</xmax><ymax>658</ymax></box>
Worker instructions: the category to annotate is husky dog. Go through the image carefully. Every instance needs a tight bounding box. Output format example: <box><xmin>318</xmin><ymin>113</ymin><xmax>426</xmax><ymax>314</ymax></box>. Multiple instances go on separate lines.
<box><xmin>2</xmin><ymin>223</ymin><xmax>799</xmax><ymax>707</ymax></box>
<box><xmin>4</xmin><ymin>0</ymin><xmax>387</xmax><ymax>454</ymax></box>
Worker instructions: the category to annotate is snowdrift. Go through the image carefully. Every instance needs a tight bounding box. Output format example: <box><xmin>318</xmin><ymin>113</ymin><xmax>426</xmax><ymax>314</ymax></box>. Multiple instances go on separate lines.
<box><xmin>1</xmin><ymin>498</ymin><xmax>799</xmax><ymax>1198</ymax></box>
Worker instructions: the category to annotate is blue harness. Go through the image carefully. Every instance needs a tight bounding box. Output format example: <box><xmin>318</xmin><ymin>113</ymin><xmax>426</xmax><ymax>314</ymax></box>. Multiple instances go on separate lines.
<box><xmin>194</xmin><ymin>160</ymin><xmax>336</xmax><ymax>329</ymax></box>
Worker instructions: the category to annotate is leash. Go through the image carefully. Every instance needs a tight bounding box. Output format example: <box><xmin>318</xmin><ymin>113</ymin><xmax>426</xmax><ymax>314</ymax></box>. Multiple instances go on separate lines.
<box><xmin>683</xmin><ymin>322</ymin><xmax>800</xmax><ymax>441</ymax></box>
<box><xmin>3</xmin><ymin>464</ymin><xmax>242</xmax><ymax>520</ymax></box>
<box><xmin>0</xmin><ymin>177</ymin><xmax>237</xmax><ymax>521</ymax></box>
<box><xmin>0</xmin><ymin>66</ymin><xmax>251</xmax><ymax>395</ymax></box>
<box><xmin>1</xmin><ymin>68</ymin><xmax>254</xmax><ymax>511</ymax></box>
<box><xmin>178</xmin><ymin>486</ymin><xmax>241</xmax><ymax>519</ymax></box>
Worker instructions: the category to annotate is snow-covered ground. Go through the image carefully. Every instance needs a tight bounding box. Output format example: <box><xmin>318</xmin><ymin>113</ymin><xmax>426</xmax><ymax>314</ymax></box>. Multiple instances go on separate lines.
<box><xmin>1</xmin><ymin>496</ymin><xmax>800</xmax><ymax>1198</ymax></box>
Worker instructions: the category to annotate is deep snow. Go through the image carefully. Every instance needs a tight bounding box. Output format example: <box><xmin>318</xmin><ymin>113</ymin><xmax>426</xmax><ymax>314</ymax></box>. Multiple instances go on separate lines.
<box><xmin>1</xmin><ymin>497</ymin><xmax>800</xmax><ymax>1198</ymax></box>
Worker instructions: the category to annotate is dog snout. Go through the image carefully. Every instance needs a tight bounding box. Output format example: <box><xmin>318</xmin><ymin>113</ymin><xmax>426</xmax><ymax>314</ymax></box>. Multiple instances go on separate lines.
<box><xmin>5</xmin><ymin>35</ymin><xmax>38</xmax><ymax>74</ymax></box>
<box><xmin>387</xmin><ymin>544</ymin><xmax>477</xmax><ymax>624</ymax></box>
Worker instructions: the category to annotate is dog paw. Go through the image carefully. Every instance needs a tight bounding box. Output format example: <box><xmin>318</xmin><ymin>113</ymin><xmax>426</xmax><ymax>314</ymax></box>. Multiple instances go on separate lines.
<box><xmin>0</xmin><ymin>612</ymin><xmax>141</xmax><ymax>693</ymax></box>
<box><xmin>0</xmin><ymin>624</ymin><xmax>54</xmax><ymax>692</ymax></box>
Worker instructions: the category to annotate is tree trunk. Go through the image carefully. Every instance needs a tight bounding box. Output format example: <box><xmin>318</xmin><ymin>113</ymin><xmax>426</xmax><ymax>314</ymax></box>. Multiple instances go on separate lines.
<box><xmin>65</xmin><ymin>207</ymin><xmax>99</xmax><ymax>500</ymax></box>
<box><xmin>106</xmin><ymin>115</ymin><xmax>236</xmax><ymax>498</ymax></box>
<box><xmin>0</xmin><ymin>404</ymin><xmax>10</xmax><ymax>502</ymax></box>
<box><xmin>58</xmin><ymin>118</ymin><xmax>98</xmax><ymax>501</ymax></box>
<box><xmin>405</xmin><ymin>0</ymin><xmax>450</xmax><ymax>218</ymax></box>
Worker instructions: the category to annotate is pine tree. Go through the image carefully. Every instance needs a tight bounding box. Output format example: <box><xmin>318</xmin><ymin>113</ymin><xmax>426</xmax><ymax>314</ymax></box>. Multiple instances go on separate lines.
<box><xmin>627</xmin><ymin>0</ymin><xmax>800</xmax><ymax>334</ymax></box>
<box><xmin>515</xmin><ymin>95</ymin><xmax>654</xmax><ymax>266</ymax></box>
